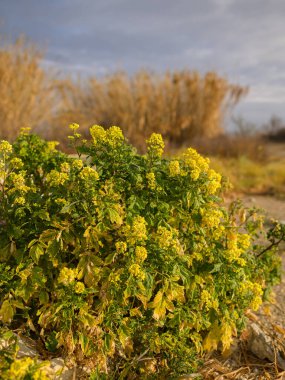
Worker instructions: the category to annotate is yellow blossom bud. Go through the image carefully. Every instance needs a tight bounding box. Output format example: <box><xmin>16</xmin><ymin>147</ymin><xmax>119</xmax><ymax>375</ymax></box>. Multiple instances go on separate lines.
<box><xmin>169</xmin><ymin>160</ymin><xmax>180</xmax><ymax>176</ymax></box>
<box><xmin>74</xmin><ymin>281</ymin><xmax>85</xmax><ymax>294</ymax></box>
<box><xmin>58</xmin><ymin>267</ymin><xmax>77</xmax><ymax>285</ymax></box>
<box><xmin>135</xmin><ymin>246</ymin><xmax>148</xmax><ymax>262</ymax></box>
<box><xmin>146</xmin><ymin>133</ymin><xmax>165</xmax><ymax>157</ymax></box>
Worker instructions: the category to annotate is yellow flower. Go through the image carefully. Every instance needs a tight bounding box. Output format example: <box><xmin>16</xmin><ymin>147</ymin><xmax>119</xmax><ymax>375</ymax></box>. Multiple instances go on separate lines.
<box><xmin>108</xmin><ymin>126</ymin><xmax>124</xmax><ymax>147</ymax></box>
<box><xmin>5</xmin><ymin>357</ymin><xmax>50</xmax><ymax>380</ymax></box>
<box><xmin>128</xmin><ymin>264</ymin><xmax>145</xmax><ymax>280</ymax></box>
<box><xmin>79</xmin><ymin>167</ymin><xmax>99</xmax><ymax>181</ymax></box>
<box><xmin>71</xmin><ymin>159</ymin><xmax>83</xmax><ymax>170</ymax></box>
<box><xmin>146</xmin><ymin>133</ymin><xmax>165</xmax><ymax>157</ymax></box>
<box><xmin>182</xmin><ymin>148</ymin><xmax>209</xmax><ymax>179</ymax></box>
<box><xmin>60</xmin><ymin>162</ymin><xmax>70</xmax><ymax>173</ymax></box>
<box><xmin>238</xmin><ymin>233</ymin><xmax>251</xmax><ymax>250</ymax></box>
<box><xmin>135</xmin><ymin>246</ymin><xmax>148</xmax><ymax>262</ymax></box>
<box><xmin>14</xmin><ymin>196</ymin><xmax>25</xmax><ymax>205</ymax></box>
<box><xmin>46</xmin><ymin>170</ymin><xmax>68</xmax><ymax>186</ymax></box>
<box><xmin>58</xmin><ymin>267</ymin><xmax>77</xmax><ymax>285</ymax></box>
<box><xmin>69</xmin><ymin>123</ymin><xmax>80</xmax><ymax>131</ymax></box>
<box><xmin>156</xmin><ymin>226</ymin><xmax>182</xmax><ymax>254</ymax></box>
<box><xmin>47</xmin><ymin>141</ymin><xmax>59</xmax><ymax>151</ymax></box>
<box><xmin>201</xmin><ymin>289</ymin><xmax>213</xmax><ymax>310</ymax></box>
<box><xmin>206</xmin><ymin>169</ymin><xmax>222</xmax><ymax>194</ymax></box>
<box><xmin>239</xmin><ymin>281</ymin><xmax>263</xmax><ymax>311</ymax></box>
<box><xmin>74</xmin><ymin>281</ymin><xmax>85</xmax><ymax>294</ymax></box>
<box><xmin>146</xmin><ymin>172</ymin><xmax>156</xmax><ymax>190</ymax></box>
<box><xmin>0</xmin><ymin>140</ymin><xmax>12</xmax><ymax>154</ymax></box>
<box><xmin>201</xmin><ymin>208</ymin><xmax>223</xmax><ymax>228</ymax></box>
<box><xmin>20</xmin><ymin>127</ymin><xmax>31</xmax><ymax>135</ymax></box>
<box><xmin>115</xmin><ymin>241</ymin><xmax>128</xmax><ymax>254</ymax></box>
<box><xmin>190</xmin><ymin>168</ymin><xmax>201</xmax><ymax>181</ymax></box>
<box><xmin>127</xmin><ymin>216</ymin><xmax>147</xmax><ymax>245</ymax></box>
<box><xmin>10</xmin><ymin>158</ymin><xmax>23</xmax><ymax>169</ymax></box>
<box><xmin>169</xmin><ymin>160</ymin><xmax>180</xmax><ymax>176</ymax></box>
<box><xmin>9</xmin><ymin>173</ymin><xmax>30</xmax><ymax>193</ymax></box>
<box><xmin>90</xmin><ymin>125</ymin><xmax>107</xmax><ymax>145</ymax></box>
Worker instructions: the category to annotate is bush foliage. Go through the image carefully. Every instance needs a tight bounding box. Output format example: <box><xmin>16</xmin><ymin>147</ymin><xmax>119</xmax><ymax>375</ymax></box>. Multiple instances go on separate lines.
<box><xmin>0</xmin><ymin>126</ymin><xmax>283</xmax><ymax>379</ymax></box>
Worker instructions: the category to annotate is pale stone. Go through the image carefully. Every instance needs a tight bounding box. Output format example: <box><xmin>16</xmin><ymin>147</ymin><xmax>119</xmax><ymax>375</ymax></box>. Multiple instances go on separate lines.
<box><xmin>247</xmin><ymin>323</ymin><xmax>285</xmax><ymax>370</ymax></box>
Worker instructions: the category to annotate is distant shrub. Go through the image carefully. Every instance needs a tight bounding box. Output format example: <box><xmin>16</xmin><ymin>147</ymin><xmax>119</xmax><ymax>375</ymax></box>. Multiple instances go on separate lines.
<box><xmin>56</xmin><ymin>71</ymin><xmax>247</xmax><ymax>151</ymax></box>
<box><xmin>0</xmin><ymin>37</ymin><xmax>58</xmax><ymax>140</ymax></box>
<box><xmin>0</xmin><ymin>126</ymin><xmax>282</xmax><ymax>378</ymax></box>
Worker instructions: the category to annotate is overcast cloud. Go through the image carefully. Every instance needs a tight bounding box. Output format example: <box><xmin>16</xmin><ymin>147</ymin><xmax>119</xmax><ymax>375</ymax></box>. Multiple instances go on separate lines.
<box><xmin>1</xmin><ymin>0</ymin><xmax>285</xmax><ymax>126</ymax></box>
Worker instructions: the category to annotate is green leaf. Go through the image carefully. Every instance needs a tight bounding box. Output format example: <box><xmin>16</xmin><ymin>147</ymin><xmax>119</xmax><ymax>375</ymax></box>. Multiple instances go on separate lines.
<box><xmin>29</xmin><ymin>243</ymin><xmax>44</xmax><ymax>264</ymax></box>
<box><xmin>107</xmin><ymin>208</ymin><xmax>123</xmax><ymax>225</ymax></box>
<box><xmin>0</xmin><ymin>300</ymin><xmax>15</xmax><ymax>323</ymax></box>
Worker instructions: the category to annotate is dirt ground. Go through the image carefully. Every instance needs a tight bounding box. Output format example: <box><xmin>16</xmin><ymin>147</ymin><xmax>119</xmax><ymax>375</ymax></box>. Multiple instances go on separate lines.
<box><xmin>199</xmin><ymin>194</ymin><xmax>285</xmax><ymax>380</ymax></box>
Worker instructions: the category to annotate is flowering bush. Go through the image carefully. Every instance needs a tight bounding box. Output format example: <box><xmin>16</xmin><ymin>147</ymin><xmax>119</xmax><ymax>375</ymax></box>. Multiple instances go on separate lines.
<box><xmin>0</xmin><ymin>126</ymin><xmax>283</xmax><ymax>378</ymax></box>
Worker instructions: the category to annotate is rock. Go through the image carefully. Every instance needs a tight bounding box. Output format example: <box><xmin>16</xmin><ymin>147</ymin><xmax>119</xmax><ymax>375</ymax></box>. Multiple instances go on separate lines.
<box><xmin>247</xmin><ymin>323</ymin><xmax>285</xmax><ymax>370</ymax></box>
<box><xmin>17</xmin><ymin>336</ymin><xmax>38</xmax><ymax>358</ymax></box>
<box><xmin>45</xmin><ymin>358</ymin><xmax>75</xmax><ymax>380</ymax></box>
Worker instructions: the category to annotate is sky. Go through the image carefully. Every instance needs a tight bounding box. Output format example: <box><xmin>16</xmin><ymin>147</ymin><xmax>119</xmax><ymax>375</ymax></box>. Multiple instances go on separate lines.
<box><xmin>1</xmin><ymin>0</ymin><xmax>285</xmax><ymax>128</ymax></box>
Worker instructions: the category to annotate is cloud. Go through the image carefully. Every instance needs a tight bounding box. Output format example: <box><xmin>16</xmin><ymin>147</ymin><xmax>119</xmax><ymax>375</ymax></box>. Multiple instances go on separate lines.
<box><xmin>1</xmin><ymin>0</ymin><xmax>285</xmax><ymax>123</ymax></box>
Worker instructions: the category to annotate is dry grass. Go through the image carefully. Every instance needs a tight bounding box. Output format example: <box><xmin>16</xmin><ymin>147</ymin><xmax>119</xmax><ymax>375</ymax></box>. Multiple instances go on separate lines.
<box><xmin>0</xmin><ymin>37</ymin><xmax>248</xmax><ymax>150</ymax></box>
<box><xmin>0</xmin><ymin>36</ymin><xmax>59</xmax><ymax>140</ymax></box>
<box><xmin>209</xmin><ymin>155</ymin><xmax>285</xmax><ymax>196</ymax></box>
<box><xmin>55</xmin><ymin>70</ymin><xmax>247</xmax><ymax>151</ymax></box>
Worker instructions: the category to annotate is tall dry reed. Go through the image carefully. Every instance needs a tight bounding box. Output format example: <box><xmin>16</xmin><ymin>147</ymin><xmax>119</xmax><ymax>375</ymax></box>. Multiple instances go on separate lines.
<box><xmin>56</xmin><ymin>70</ymin><xmax>247</xmax><ymax>151</ymax></box>
<box><xmin>0</xmin><ymin>37</ymin><xmax>58</xmax><ymax>140</ymax></box>
<box><xmin>0</xmin><ymin>37</ymin><xmax>247</xmax><ymax>152</ymax></box>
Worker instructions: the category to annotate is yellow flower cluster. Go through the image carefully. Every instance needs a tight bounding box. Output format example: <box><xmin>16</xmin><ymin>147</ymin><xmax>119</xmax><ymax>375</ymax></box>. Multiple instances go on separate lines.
<box><xmin>182</xmin><ymin>148</ymin><xmax>209</xmax><ymax>181</ymax></box>
<box><xmin>127</xmin><ymin>216</ymin><xmax>148</xmax><ymax>245</ymax></box>
<box><xmin>9</xmin><ymin>173</ymin><xmax>30</xmax><ymax>194</ymax></box>
<box><xmin>58</xmin><ymin>267</ymin><xmax>77</xmax><ymax>286</ymax></box>
<box><xmin>156</xmin><ymin>226</ymin><xmax>182</xmax><ymax>254</ymax></box>
<box><xmin>90</xmin><ymin>125</ymin><xmax>107</xmax><ymax>145</ymax></box>
<box><xmin>14</xmin><ymin>196</ymin><xmax>26</xmax><ymax>205</ymax></box>
<box><xmin>146</xmin><ymin>172</ymin><xmax>156</xmax><ymax>190</ymax></box>
<box><xmin>60</xmin><ymin>162</ymin><xmax>70</xmax><ymax>173</ymax></box>
<box><xmin>201</xmin><ymin>208</ymin><xmax>223</xmax><ymax>229</ymax></box>
<box><xmin>5</xmin><ymin>357</ymin><xmax>49</xmax><ymax>380</ymax></box>
<box><xmin>146</xmin><ymin>133</ymin><xmax>165</xmax><ymax>157</ymax></box>
<box><xmin>108</xmin><ymin>126</ymin><xmax>124</xmax><ymax>147</ymax></box>
<box><xmin>206</xmin><ymin>169</ymin><xmax>222</xmax><ymax>194</ymax></box>
<box><xmin>169</xmin><ymin>160</ymin><xmax>180</xmax><ymax>176</ymax></box>
<box><xmin>46</xmin><ymin>170</ymin><xmax>68</xmax><ymax>186</ymax></box>
<box><xmin>10</xmin><ymin>158</ymin><xmax>23</xmax><ymax>169</ymax></box>
<box><xmin>224</xmin><ymin>231</ymin><xmax>251</xmax><ymax>264</ymax></box>
<box><xmin>89</xmin><ymin>125</ymin><xmax>124</xmax><ymax>148</ymax></box>
<box><xmin>69</xmin><ymin>123</ymin><xmax>80</xmax><ymax>131</ymax></box>
<box><xmin>238</xmin><ymin>233</ymin><xmax>251</xmax><ymax>250</ymax></box>
<box><xmin>46</xmin><ymin>141</ymin><xmax>59</xmax><ymax>151</ymax></box>
<box><xmin>74</xmin><ymin>281</ymin><xmax>85</xmax><ymax>294</ymax></box>
<box><xmin>0</xmin><ymin>140</ymin><xmax>12</xmax><ymax>154</ymax></box>
<box><xmin>115</xmin><ymin>241</ymin><xmax>128</xmax><ymax>254</ymax></box>
<box><xmin>200</xmin><ymin>289</ymin><xmax>219</xmax><ymax>311</ymax></box>
<box><xmin>128</xmin><ymin>263</ymin><xmax>145</xmax><ymax>280</ymax></box>
<box><xmin>71</xmin><ymin>159</ymin><xmax>83</xmax><ymax>170</ymax></box>
<box><xmin>239</xmin><ymin>281</ymin><xmax>263</xmax><ymax>311</ymax></box>
<box><xmin>79</xmin><ymin>167</ymin><xmax>99</xmax><ymax>181</ymax></box>
<box><xmin>135</xmin><ymin>246</ymin><xmax>148</xmax><ymax>262</ymax></box>
<box><xmin>19</xmin><ymin>127</ymin><xmax>32</xmax><ymax>135</ymax></box>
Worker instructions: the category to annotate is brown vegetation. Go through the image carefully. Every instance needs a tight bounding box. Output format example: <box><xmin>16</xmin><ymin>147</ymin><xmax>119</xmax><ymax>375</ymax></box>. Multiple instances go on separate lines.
<box><xmin>0</xmin><ymin>37</ymin><xmax>248</xmax><ymax>151</ymax></box>
<box><xmin>0</xmin><ymin>37</ymin><xmax>59</xmax><ymax>140</ymax></box>
<box><xmin>56</xmin><ymin>70</ymin><xmax>247</xmax><ymax>151</ymax></box>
